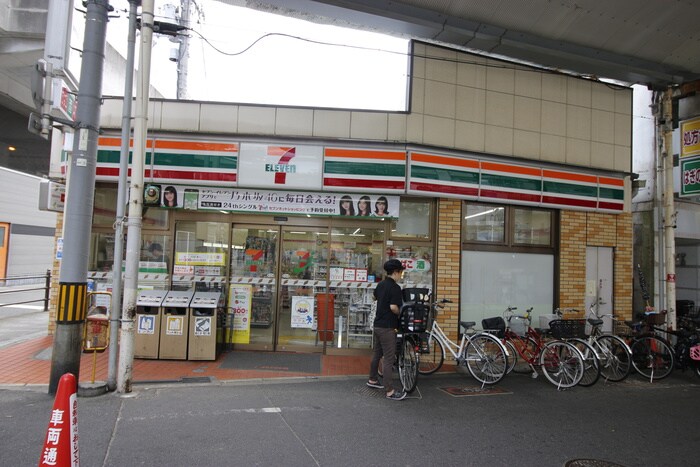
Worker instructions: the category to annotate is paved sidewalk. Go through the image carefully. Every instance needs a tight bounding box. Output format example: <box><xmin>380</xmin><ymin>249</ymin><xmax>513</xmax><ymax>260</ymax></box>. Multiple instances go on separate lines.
<box><xmin>0</xmin><ymin>335</ymin><xmax>372</xmax><ymax>387</ymax></box>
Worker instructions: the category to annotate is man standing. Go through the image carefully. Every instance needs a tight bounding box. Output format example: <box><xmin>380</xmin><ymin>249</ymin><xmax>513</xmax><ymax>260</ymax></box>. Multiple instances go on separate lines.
<box><xmin>367</xmin><ymin>259</ymin><xmax>406</xmax><ymax>401</ymax></box>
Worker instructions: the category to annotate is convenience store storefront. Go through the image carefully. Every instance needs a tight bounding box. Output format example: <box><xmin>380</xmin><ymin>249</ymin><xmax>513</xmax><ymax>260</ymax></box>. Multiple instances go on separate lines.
<box><xmin>83</xmin><ymin>135</ymin><xmax>628</xmax><ymax>355</ymax></box>
<box><xmin>87</xmin><ymin>138</ymin><xmax>436</xmax><ymax>354</ymax></box>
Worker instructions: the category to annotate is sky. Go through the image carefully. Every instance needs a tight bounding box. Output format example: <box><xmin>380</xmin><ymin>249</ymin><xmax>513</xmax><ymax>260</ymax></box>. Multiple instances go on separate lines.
<box><xmin>99</xmin><ymin>0</ymin><xmax>409</xmax><ymax>110</ymax></box>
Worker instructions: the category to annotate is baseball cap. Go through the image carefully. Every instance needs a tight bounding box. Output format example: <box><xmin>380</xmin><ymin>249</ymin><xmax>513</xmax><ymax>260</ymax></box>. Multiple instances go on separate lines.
<box><xmin>383</xmin><ymin>259</ymin><xmax>405</xmax><ymax>274</ymax></box>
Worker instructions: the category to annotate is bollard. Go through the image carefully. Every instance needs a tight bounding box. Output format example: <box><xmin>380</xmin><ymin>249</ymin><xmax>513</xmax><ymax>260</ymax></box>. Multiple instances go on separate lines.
<box><xmin>39</xmin><ymin>373</ymin><xmax>79</xmax><ymax>467</ymax></box>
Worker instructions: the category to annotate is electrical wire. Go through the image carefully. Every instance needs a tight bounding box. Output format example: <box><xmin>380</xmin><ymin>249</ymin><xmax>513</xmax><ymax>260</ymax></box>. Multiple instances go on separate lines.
<box><xmin>186</xmin><ymin>28</ymin><xmax>405</xmax><ymax>58</ymax></box>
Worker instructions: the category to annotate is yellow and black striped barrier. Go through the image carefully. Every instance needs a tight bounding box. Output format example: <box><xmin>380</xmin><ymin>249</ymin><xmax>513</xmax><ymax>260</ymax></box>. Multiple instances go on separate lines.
<box><xmin>57</xmin><ymin>282</ymin><xmax>88</xmax><ymax>324</ymax></box>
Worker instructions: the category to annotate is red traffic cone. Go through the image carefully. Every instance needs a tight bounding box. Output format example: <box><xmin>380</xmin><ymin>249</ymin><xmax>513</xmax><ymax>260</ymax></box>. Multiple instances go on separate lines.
<box><xmin>39</xmin><ymin>373</ymin><xmax>79</xmax><ymax>467</ymax></box>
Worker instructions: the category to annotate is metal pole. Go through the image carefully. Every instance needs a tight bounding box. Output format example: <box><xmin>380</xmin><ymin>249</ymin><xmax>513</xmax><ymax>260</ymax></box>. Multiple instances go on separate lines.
<box><xmin>48</xmin><ymin>0</ymin><xmax>111</xmax><ymax>395</ymax></box>
<box><xmin>44</xmin><ymin>269</ymin><xmax>51</xmax><ymax>312</ymax></box>
<box><xmin>118</xmin><ymin>0</ymin><xmax>155</xmax><ymax>394</ymax></box>
<box><xmin>661</xmin><ymin>88</ymin><xmax>677</xmax><ymax>329</ymax></box>
<box><xmin>107</xmin><ymin>0</ymin><xmax>140</xmax><ymax>392</ymax></box>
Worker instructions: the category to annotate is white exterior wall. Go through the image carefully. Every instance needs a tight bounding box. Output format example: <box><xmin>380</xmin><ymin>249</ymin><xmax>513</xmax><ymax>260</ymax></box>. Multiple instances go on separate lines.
<box><xmin>0</xmin><ymin>168</ymin><xmax>57</xmax><ymax>277</ymax></box>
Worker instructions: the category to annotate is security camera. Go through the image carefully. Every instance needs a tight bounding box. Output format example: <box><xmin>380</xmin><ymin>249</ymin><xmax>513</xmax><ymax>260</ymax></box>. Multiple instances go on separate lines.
<box><xmin>169</xmin><ymin>47</ymin><xmax>178</xmax><ymax>62</ymax></box>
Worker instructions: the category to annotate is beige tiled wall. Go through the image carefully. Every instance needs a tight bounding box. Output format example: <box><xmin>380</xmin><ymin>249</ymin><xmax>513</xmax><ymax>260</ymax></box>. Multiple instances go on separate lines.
<box><xmin>411</xmin><ymin>43</ymin><xmax>632</xmax><ymax>172</ymax></box>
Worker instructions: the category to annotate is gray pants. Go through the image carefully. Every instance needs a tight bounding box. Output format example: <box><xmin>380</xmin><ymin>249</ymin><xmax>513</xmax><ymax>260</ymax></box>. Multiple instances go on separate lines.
<box><xmin>369</xmin><ymin>327</ymin><xmax>398</xmax><ymax>393</ymax></box>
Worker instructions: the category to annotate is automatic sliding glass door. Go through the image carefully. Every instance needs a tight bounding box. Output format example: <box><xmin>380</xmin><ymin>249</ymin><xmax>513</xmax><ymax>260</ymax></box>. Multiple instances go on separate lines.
<box><xmin>228</xmin><ymin>226</ymin><xmax>279</xmax><ymax>350</ymax></box>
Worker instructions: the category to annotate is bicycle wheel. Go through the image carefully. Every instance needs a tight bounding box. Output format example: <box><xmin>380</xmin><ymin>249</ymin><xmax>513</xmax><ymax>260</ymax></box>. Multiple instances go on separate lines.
<box><xmin>594</xmin><ymin>335</ymin><xmax>632</xmax><ymax>382</ymax></box>
<box><xmin>508</xmin><ymin>336</ymin><xmax>539</xmax><ymax>374</ymax></box>
<box><xmin>464</xmin><ymin>334</ymin><xmax>507</xmax><ymax>385</ymax></box>
<box><xmin>503</xmin><ymin>339</ymin><xmax>517</xmax><ymax>374</ymax></box>
<box><xmin>398</xmin><ymin>336</ymin><xmax>419</xmax><ymax>393</ymax></box>
<box><xmin>631</xmin><ymin>335</ymin><xmax>674</xmax><ymax>381</ymax></box>
<box><xmin>418</xmin><ymin>331</ymin><xmax>445</xmax><ymax>375</ymax></box>
<box><xmin>569</xmin><ymin>338</ymin><xmax>601</xmax><ymax>387</ymax></box>
<box><xmin>539</xmin><ymin>341</ymin><xmax>584</xmax><ymax>389</ymax></box>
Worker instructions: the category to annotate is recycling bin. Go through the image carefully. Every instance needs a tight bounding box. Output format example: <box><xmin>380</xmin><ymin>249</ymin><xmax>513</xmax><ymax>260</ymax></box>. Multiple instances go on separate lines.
<box><xmin>134</xmin><ymin>290</ymin><xmax>167</xmax><ymax>359</ymax></box>
<box><xmin>158</xmin><ymin>290</ymin><xmax>194</xmax><ymax>360</ymax></box>
<box><xmin>188</xmin><ymin>291</ymin><xmax>225</xmax><ymax>361</ymax></box>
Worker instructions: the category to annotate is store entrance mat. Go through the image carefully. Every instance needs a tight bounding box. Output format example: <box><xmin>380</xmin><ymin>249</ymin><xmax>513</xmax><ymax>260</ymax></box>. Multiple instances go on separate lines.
<box><xmin>438</xmin><ymin>386</ymin><xmax>512</xmax><ymax>397</ymax></box>
<box><xmin>219</xmin><ymin>351</ymin><xmax>321</xmax><ymax>373</ymax></box>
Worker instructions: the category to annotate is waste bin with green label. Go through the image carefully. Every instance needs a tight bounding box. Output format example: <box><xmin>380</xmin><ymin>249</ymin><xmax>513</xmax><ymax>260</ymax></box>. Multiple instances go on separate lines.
<box><xmin>134</xmin><ymin>290</ymin><xmax>168</xmax><ymax>359</ymax></box>
<box><xmin>159</xmin><ymin>290</ymin><xmax>194</xmax><ymax>360</ymax></box>
<box><xmin>188</xmin><ymin>291</ymin><xmax>225</xmax><ymax>360</ymax></box>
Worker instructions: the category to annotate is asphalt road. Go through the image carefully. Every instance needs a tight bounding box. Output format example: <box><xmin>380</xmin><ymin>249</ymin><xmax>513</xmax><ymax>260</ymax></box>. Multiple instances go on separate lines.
<box><xmin>1</xmin><ymin>369</ymin><xmax>698</xmax><ymax>467</ymax></box>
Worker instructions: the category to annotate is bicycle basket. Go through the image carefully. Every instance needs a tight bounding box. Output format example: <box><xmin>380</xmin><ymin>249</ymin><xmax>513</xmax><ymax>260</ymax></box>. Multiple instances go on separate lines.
<box><xmin>482</xmin><ymin>317</ymin><xmax>505</xmax><ymax>338</ymax></box>
<box><xmin>507</xmin><ymin>316</ymin><xmax>529</xmax><ymax>336</ymax></box>
<box><xmin>402</xmin><ymin>288</ymin><xmax>430</xmax><ymax>303</ymax></box>
<box><xmin>399</xmin><ymin>302</ymin><xmax>429</xmax><ymax>333</ymax></box>
<box><xmin>548</xmin><ymin>319</ymin><xmax>586</xmax><ymax>339</ymax></box>
<box><xmin>613</xmin><ymin>319</ymin><xmax>634</xmax><ymax>337</ymax></box>
<box><xmin>643</xmin><ymin>312</ymin><xmax>666</xmax><ymax>325</ymax></box>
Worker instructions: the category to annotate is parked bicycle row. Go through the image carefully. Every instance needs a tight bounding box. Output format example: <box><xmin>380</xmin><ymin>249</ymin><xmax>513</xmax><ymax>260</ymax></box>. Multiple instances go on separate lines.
<box><xmin>386</xmin><ymin>289</ymin><xmax>700</xmax><ymax>395</ymax></box>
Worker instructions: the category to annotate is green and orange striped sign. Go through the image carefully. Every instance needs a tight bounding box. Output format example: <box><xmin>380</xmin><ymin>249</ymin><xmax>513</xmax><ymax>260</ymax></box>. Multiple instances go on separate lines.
<box><xmin>96</xmin><ymin>137</ymin><xmax>239</xmax><ymax>186</ymax></box>
<box><xmin>323</xmin><ymin>147</ymin><xmax>406</xmax><ymax>193</ymax></box>
<box><xmin>408</xmin><ymin>151</ymin><xmax>624</xmax><ymax>212</ymax></box>
<box><xmin>408</xmin><ymin>152</ymin><xmax>479</xmax><ymax>198</ymax></box>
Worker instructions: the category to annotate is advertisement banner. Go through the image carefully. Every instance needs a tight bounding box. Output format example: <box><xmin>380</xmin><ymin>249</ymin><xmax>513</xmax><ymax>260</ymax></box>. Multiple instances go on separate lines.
<box><xmin>680</xmin><ymin>156</ymin><xmax>700</xmax><ymax>197</ymax></box>
<box><xmin>681</xmin><ymin>117</ymin><xmax>700</xmax><ymax>158</ymax></box>
<box><xmin>228</xmin><ymin>284</ymin><xmax>253</xmax><ymax>344</ymax></box>
<box><xmin>196</xmin><ymin>188</ymin><xmax>400</xmax><ymax>218</ymax></box>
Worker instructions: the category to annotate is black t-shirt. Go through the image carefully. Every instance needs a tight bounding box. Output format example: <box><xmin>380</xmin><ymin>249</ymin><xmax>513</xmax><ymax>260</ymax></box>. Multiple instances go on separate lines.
<box><xmin>373</xmin><ymin>277</ymin><xmax>403</xmax><ymax>329</ymax></box>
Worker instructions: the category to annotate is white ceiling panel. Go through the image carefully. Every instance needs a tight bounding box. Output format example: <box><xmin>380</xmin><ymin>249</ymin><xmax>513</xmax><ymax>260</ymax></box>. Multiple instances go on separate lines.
<box><xmin>248</xmin><ymin>0</ymin><xmax>700</xmax><ymax>86</ymax></box>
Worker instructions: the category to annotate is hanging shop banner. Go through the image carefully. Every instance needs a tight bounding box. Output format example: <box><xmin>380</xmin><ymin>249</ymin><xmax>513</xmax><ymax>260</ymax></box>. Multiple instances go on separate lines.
<box><xmin>228</xmin><ymin>284</ymin><xmax>253</xmax><ymax>344</ymax></box>
<box><xmin>680</xmin><ymin>156</ymin><xmax>700</xmax><ymax>197</ymax></box>
<box><xmin>174</xmin><ymin>252</ymin><xmax>226</xmax><ymax>266</ymax></box>
<box><xmin>196</xmin><ymin>188</ymin><xmax>400</xmax><ymax>218</ymax></box>
<box><xmin>291</xmin><ymin>296</ymin><xmax>315</xmax><ymax>329</ymax></box>
<box><xmin>238</xmin><ymin>143</ymin><xmax>323</xmax><ymax>190</ymax></box>
<box><xmin>681</xmin><ymin>117</ymin><xmax>700</xmax><ymax>159</ymax></box>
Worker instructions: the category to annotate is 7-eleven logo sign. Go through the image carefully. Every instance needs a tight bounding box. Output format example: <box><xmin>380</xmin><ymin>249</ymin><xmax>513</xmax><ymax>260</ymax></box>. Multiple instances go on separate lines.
<box><xmin>265</xmin><ymin>147</ymin><xmax>296</xmax><ymax>185</ymax></box>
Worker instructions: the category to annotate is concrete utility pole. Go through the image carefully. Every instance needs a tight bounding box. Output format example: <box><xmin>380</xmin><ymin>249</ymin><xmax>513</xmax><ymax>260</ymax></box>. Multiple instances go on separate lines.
<box><xmin>177</xmin><ymin>0</ymin><xmax>191</xmax><ymax>99</ymax></box>
<box><xmin>49</xmin><ymin>0</ymin><xmax>111</xmax><ymax>394</ymax></box>
<box><xmin>661</xmin><ymin>88</ymin><xmax>677</xmax><ymax>329</ymax></box>
<box><xmin>118</xmin><ymin>0</ymin><xmax>155</xmax><ymax>394</ymax></box>
<box><xmin>107</xmin><ymin>0</ymin><xmax>140</xmax><ymax>391</ymax></box>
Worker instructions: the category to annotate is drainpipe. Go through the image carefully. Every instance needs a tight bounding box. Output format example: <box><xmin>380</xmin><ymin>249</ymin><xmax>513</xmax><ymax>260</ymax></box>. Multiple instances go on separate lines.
<box><xmin>107</xmin><ymin>0</ymin><xmax>140</xmax><ymax>392</ymax></box>
<box><xmin>660</xmin><ymin>88</ymin><xmax>677</xmax><ymax>329</ymax></box>
<box><xmin>117</xmin><ymin>0</ymin><xmax>155</xmax><ymax>393</ymax></box>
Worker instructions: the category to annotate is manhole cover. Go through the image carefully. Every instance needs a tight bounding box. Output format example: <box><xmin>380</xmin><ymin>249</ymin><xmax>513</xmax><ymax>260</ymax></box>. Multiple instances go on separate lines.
<box><xmin>438</xmin><ymin>386</ymin><xmax>511</xmax><ymax>397</ymax></box>
<box><xmin>565</xmin><ymin>459</ymin><xmax>626</xmax><ymax>467</ymax></box>
<box><xmin>357</xmin><ymin>386</ymin><xmax>385</xmax><ymax>398</ymax></box>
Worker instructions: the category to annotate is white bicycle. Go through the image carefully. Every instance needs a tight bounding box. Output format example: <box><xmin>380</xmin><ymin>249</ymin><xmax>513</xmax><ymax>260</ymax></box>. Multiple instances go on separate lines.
<box><xmin>417</xmin><ymin>298</ymin><xmax>509</xmax><ymax>385</ymax></box>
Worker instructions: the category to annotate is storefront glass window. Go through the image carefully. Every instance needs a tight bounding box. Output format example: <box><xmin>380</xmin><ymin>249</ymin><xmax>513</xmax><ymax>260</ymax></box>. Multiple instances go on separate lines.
<box><xmin>391</xmin><ymin>198</ymin><xmax>432</xmax><ymax>239</ymax></box>
<box><xmin>388</xmin><ymin>244</ymin><xmax>434</xmax><ymax>288</ymax></box>
<box><xmin>171</xmin><ymin>221</ymin><xmax>228</xmax><ymax>292</ymax></box>
<box><xmin>93</xmin><ymin>186</ymin><xmax>168</xmax><ymax>229</ymax></box>
<box><xmin>463</xmin><ymin>204</ymin><xmax>505</xmax><ymax>243</ymax></box>
<box><xmin>513</xmin><ymin>208</ymin><xmax>552</xmax><ymax>246</ymax></box>
<box><xmin>329</xmin><ymin>226</ymin><xmax>385</xmax><ymax>349</ymax></box>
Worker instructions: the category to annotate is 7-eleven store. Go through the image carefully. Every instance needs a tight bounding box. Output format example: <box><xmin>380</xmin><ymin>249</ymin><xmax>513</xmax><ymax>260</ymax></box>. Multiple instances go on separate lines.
<box><xmin>71</xmin><ymin>41</ymin><xmax>634</xmax><ymax>356</ymax></box>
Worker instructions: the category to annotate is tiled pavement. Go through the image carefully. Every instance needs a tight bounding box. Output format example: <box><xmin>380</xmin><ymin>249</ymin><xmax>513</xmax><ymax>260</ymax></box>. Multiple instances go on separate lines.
<box><xmin>0</xmin><ymin>335</ymin><xmax>373</xmax><ymax>386</ymax></box>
